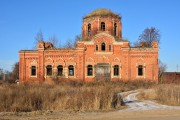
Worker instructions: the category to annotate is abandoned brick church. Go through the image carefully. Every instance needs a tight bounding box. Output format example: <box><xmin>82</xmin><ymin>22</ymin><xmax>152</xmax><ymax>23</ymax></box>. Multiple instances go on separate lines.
<box><xmin>19</xmin><ymin>9</ymin><xmax>159</xmax><ymax>83</ymax></box>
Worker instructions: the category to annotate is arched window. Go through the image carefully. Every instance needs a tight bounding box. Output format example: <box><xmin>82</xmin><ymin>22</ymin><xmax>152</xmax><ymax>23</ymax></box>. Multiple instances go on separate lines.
<box><xmin>114</xmin><ymin>23</ymin><xmax>117</xmax><ymax>36</ymax></box>
<box><xmin>96</xmin><ymin>45</ymin><xmax>98</xmax><ymax>51</ymax></box>
<box><xmin>114</xmin><ymin>65</ymin><xmax>119</xmax><ymax>76</ymax></box>
<box><xmin>101</xmin><ymin>42</ymin><xmax>106</xmax><ymax>51</ymax></box>
<box><xmin>101</xmin><ymin>22</ymin><xmax>105</xmax><ymax>31</ymax></box>
<box><xmin>109</xmin><ymin>45</ymin><xmax>111</xmax><ymax>51</ymax></box>
<box><xmin>88</xmin><ymin>23</ymin><xmax>91</xmax><ymax>36</ymax></box>
<box><xmin>138</xmin><ymin>65</ymin><xmax>143</xmax><ymax>76</ymax></box>
<box><xmin>68</xmin><ymin>65</ymin><xmax>74</xmax><ymax>76</ymax></box>
<box><xmin>87</xmin><ymin>65</ymin><xmax>93</xmax><ymax>76</ymax></box>
<box><xmin>31</xmin><ymin>66</ymin><xmax>36</xmax><ymax>76</ymax></box>
<box><xmin>46</xmin><ymin>65</ymin><xmax>52</xmax><ymax>76</ymax></box>
<box><xmin>57</xmin><ymin>65</ymin><xmax>63</xmax><ymax>76</ymax></box>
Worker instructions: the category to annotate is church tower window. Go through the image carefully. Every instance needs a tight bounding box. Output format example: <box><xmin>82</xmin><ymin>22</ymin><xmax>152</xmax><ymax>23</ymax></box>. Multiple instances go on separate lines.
<box><xmin>101</xmin><ymin>22</ymin><xmax>105</xmax><ymax>31</ymax></box>
<box><xmin>114</xmin><ymin>23</ymin><xmax>117</xmax><ymax>36</ymax></box>
<box><xmin>88</xmin><ymin>23</ymin><xmax>91</xmax><ymax>36</ymax></box>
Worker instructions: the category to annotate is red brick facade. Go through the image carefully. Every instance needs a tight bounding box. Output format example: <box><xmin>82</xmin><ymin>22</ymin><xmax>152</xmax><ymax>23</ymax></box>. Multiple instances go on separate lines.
<box><xmin>19</xmin><ymin>9</ymin><xmax>159</xmax><ymax>83</ymax></box>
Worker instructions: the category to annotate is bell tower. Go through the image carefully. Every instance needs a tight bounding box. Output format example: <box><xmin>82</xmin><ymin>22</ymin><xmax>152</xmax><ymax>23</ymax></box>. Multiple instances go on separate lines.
<box><xmin>82</xmin><ymin>9</ymin><xmax>122</xmax><ymax>41</ymax></box>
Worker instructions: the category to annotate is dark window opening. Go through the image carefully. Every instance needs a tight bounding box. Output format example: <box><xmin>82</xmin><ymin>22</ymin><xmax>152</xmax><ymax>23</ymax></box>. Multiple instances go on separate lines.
<box><xmin>109</xmin><ymin>45</ymin><xmax>111</xmax><ymax>51</ymax></box>
<box><xmin>101</xmin><ymin>43</ymin><xmax>106</xmax><ymax>51</ymax></box>
<box><xmin>46</xmin><ymin>65</ymin><xmax>52</xmax><ymax>76</ymax></box>
<box><xmin>101</xmin><ymin>22</ymin><xmax>105</xmax><ymax>31</ymax></box>
<box><xmin>96</xmin><ymin>45</ymin><xmax>98</xmax><ymax>51</ymax></box>
<box><xmin>88</xmin><ymin>23</ymin><xmax>91</xmax><ymax>36</ymax></box>
<box><xmin>114</xmin><ymin>65</ymin><xmax>119</xmax><ymax>76</ymax></box>
<box><xmin>138</xmin><ymin>65</ymin><xmax>143</xmax><ymax>76</ymax></box>
<box><xmin>57</xmin><ymin>65</ymin><xmax>63</xmax><ymax>76</ymax></box>
<box><xmin>31</xmin><ymin>66</ymin><xmax>36</xmax><ymax>76</ymax></box>
<box><xmin>68</xmin><ymin>65</ymin><xmax>74</xmax><ymax>76</ymax></box>
<box><xmin>87</xmin><ymin>65</ymin><xmax>93</xmax><ymax>76</ymax></box>
<box><xmin>114</xmin><ymin>23</ymin><xmax>117</xmax><ymax>36</ymax></box>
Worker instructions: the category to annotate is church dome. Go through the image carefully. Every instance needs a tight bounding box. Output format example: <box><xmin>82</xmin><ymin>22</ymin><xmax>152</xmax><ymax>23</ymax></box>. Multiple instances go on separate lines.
<box><xmin>84</xmin><ymin>9</ymin><xmax>121</xmax><ymax>19</ymax></box>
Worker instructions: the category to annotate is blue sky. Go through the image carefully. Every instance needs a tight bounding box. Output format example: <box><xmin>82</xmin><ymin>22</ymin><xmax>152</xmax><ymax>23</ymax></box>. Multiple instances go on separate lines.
<box><xmin>0</xmin><ymin>0</ymin><xmax>180</xmax><ymax>72</ymax></box>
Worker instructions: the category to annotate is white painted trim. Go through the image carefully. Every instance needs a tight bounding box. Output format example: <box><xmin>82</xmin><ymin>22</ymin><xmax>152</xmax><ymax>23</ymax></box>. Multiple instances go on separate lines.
<box><xmin>136</xmin><ymin>63</ymin><xmax>146</xmax><ymax>79</ymax></box>
<box><xmin>111</xmin><ymin>63</ymin><xmax>122</xmax><ymax>79</ymax></box>
<box><xmin>29</xmin><ymin>66</ymin><xmax>37</xmax><ymax>78</ymax></box>
<box><xmin>85</xmin><ymin>64</ymin><xmax>95</xmax><ymax>78</ymax></box>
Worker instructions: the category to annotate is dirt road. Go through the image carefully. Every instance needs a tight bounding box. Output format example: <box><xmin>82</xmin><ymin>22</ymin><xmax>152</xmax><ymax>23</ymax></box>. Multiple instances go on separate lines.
<box><xmin>120</xmin><ymin>90</ymin><xmax>180</xmax><ymax>111</ymax></box>
<box><xmin>1</xmin><ymin>110</ymin><xmax>180</xmax><ymax>120</ymax></box>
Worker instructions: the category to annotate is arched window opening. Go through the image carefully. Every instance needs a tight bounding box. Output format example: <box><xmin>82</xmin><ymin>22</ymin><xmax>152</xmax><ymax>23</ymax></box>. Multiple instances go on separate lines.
<box><xmin>87</xmin><ymin>65</ymin><xmax>93</xmax><ymax>76</ymax></box>
<box><xmin>138</xmin><ymin>65</ymin><xmax>143</xmax><ymax>76</ymax></box>
<box><xmin>88</xmin><ymin>23</ymin><xmax>91</xmax><ymax>36</ymax></box>
<box><xmin>31</xmin><ymin>66</ymin><xmax>36</xmax><ymax>76</ymax></box>
<box><xmin>46</xmin><ymin>65</ymin><xmax>52</xmax><ymax>76</ymax></box>
<box><xmin>101</xmin><ymin>22</ymin><xmax>105</xmax><ymax>31</ymax></box>
<box><xmin>114</xmin><ymin>23</ymin><xmax>117</xmax><ymax>36</ymax></box>
<box><xmin>68</xmin><ymin>65</ymin><xmax>74</xmax><ymax>76</ymax></box>
<box><xmin>114</xmin><ymin>65</ymin><xmax>119</xmax><ymax>76</ymax></box>
<box><xmin>96</xmin><ymin>45</ymin><xmax>98</xmax><ymax>51</ymax></box>
<box><xmin>57</xmin><ymin>65</ymin><xmax>63</xmax><ymax>76</ymax></box>
<box><xmin>109</xmin><ymin>45</ymin><xmax>111</xmax><ymax>51</ymax></box>
<box><xmin>101</xmin><ymin>43</ymin><xmax>106</xmax><ymax>51</ymax></box>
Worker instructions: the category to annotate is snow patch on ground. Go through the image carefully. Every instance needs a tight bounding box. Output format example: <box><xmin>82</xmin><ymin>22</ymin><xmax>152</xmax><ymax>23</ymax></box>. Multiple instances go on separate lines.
<box><xmin>119</xmin><ymin>90</ymin><xmax>180</xmax><ymax>112</ymax></box>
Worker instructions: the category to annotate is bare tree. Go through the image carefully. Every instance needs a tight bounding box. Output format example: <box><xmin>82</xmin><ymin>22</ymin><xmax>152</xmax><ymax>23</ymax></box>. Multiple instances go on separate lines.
<box><xmin>74</xmin><ymin>34</ymin><xmax>82</xmax><ymax>47</ymax></box>
<box><xmin>49</xmin><ymin>35</ymin><xmax>59</xmax><ymax>48</ymax></box>
<box><xmin>11</xmin><ymin>62</ymin><xmax>19</xmax><ymax>80</ymax></box>
<box><xmin>75</xmin><ymin>34</ymin><xmax>82</xmax><ymax>41</ymax></box>
<box><xmin>132</xmin><ymin>41</ymin><xmax>139</xmax><ymax>47</ymax></box>
<box><xmin>34</xmin><ymin>30</ymin><xmax>44</xmax><ymax>49</ymax></box>
<box><xmin>64</xmin><ymin>39</ymin><xmax>74</xmax><ymax>48</ymax></box>
<box><xmin>158</xmin><ymin>60</ymin><xmax>167</xmax><ymax>83</ymax></box>
<box><xmin>0</xmin><ymin>68</ymin><xmax>3</xmax><ymax>80</ymax></box>
<box><xmin>138</xmin><ymin>27</ymin><xmax>160</xmax><ymax>47</ymax></box>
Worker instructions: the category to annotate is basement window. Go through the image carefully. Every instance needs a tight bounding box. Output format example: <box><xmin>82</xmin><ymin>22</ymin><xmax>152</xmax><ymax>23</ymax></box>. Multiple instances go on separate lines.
<box><xmin>31</xmin><ymin>66</ymin><xmax>36</xmax><ymax>76</ymax></box>
<box><xmin>46</xmin><ymin>65</ymin><xmax>52</xmax><ymax>76</ymax></box>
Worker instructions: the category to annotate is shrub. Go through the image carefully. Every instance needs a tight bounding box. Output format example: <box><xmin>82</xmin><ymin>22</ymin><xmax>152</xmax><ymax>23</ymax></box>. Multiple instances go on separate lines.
<box><xmin>155</xmin><ymin>84</ymin><xmax>180</xmax><ymax>106</ymax></box>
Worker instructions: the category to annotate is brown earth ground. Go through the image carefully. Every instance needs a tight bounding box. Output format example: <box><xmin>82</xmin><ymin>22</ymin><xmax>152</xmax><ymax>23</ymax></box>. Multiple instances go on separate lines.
<box><xmin>0</xmin><ymin>110</ymin><xmax>180</xmax><ymax>120</ymax></box>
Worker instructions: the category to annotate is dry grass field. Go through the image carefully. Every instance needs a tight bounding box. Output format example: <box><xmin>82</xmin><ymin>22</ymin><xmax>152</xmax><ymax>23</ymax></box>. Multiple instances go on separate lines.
<box><xmin>138</xmin><ymin>84</ymin><xmax>180</xmax><ymax>106</ymax></box>
<box><xmin>0</xmin><ymin>81</ymin><xmax>180</xmax><ymax>120</ymax></box>
<box><xmin>0</xmin><ymin>80</ymin><xmax>155</xmax><ymax>112</ymax></box>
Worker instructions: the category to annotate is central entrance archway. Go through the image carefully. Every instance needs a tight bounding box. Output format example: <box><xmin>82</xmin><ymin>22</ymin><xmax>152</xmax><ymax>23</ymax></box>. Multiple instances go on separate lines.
<box><xmin>95</xmin><ymin>63</ymin><xmax>111</xmax><ymax>81</ymax></box>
